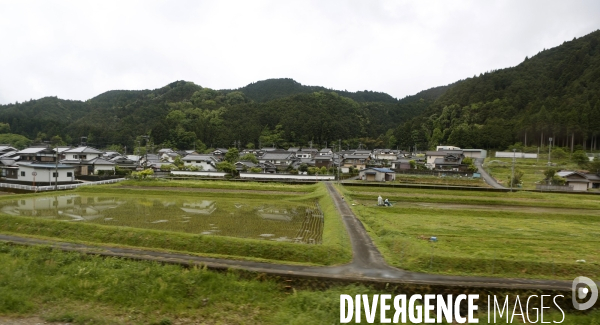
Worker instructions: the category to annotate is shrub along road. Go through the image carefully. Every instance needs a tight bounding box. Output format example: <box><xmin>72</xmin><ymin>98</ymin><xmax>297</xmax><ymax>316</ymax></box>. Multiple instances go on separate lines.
<box><xmin>0</xmin><ymin>182</ymin><xmax>573</xmax><ymax>292</ymax></box>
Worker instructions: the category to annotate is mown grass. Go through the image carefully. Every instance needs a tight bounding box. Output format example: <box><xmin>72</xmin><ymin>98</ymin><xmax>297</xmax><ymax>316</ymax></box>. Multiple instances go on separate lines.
<box><xmin>342</xmin><ymin>185</ymin><xmax>600</xmax><ymax>279</ymax></box>
<box><xmin>0</xmin><ymin>182</ymin><xmax>351</xmax><ymax>266</ymax></box>
<box><xmin>484</xmin><ymin>154</ymin><xmax>582</xmax><ymax>190</ymax></box>
<box><xmin>343</xmin><ymin>185</ymin><xmax>600</xmax><ymax>210</ymax></box>
<box><xmin>1</xmin><ymin>244</ymin><xmax>598</xmax><ymax>324</ymax></box>
<box><xmin>395</xmin><ymin>174</ymin><xmax>489</xmax><ymax>187</ymax></box>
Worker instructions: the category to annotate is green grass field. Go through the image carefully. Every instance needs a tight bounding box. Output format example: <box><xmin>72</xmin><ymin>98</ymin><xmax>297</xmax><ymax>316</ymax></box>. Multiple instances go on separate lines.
<box><xmin>115</xmin><ymin>179</ymin><xmax>317</xmax><ymax>192</ymax></box>
<box><xmin>1</xmin><ymin>244</ymin><xmax>598</xmax><ymax>325</ymax></box>
<box><xmin>341</xmin><ymin>185</ymin><xmax>600</xmax><ymax>279</ymax></box>
<box><xmin>484</xmin><ymin>153</ymin><xmax>583</xmax><ymax>190</ymax></box>
<box><xmin>0</xmin><ymin>181</ymin><xmax>351</xmax><ymax>266</ymax></box>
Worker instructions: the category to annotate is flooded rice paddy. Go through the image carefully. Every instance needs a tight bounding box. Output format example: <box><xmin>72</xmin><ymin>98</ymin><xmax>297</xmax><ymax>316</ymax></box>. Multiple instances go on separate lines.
<box><xmin>0</xmin><ymin>194</ymin><xmax>323</xmax><ymax>244</ymax></box>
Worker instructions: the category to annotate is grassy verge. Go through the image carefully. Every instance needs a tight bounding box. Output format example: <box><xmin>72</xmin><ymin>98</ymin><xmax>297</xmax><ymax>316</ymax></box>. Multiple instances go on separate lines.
<box><xmin>113</xmin><ymin>179</ymin><xmax>317</xmax><ymax>192</ymax></box>
<box><xmin>0</xmin><ymin>244</ymin><xmax>598</xmax><ymax>324</ymax></box>
<box><xmin>0</xmin><ymin>183</ymin><xmax>351</xmax><ymax>266</ymax></box>
<box><xmin>343</xmin><ymin>185</ymin><xmax>600</xmax><ymax>279</ymax></box>
<box><xmin>395</xmin><ymin>174</ymin><xmax>489</xmax><ymax>187</ymax></box>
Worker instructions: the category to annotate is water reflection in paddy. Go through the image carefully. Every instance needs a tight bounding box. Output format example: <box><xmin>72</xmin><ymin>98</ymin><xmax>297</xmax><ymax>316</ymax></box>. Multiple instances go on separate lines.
<box><xmin>0</xmin><ymin>194</ymin><xmax>323</xmax><ymax>244</ymax></box>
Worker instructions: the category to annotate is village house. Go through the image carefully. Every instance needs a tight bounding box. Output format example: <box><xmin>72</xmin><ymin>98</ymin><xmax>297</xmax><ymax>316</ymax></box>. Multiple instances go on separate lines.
<box><xmin>182</xmin><ymin>154</ymin><xmax>219</xmax><ymax>171</ymax></box>
<box><xmin>425</xmin><ymin>150</ymin><xmax>465</xmax><ymax>170</ymax></box>
<box><xmin>342</xmin><ymin>154</ymin><xmax>369</xmax><ymax>171</ymax></box>
<box><xmin>17</xmin><ymin>147</ymin><xmax>57</xmax><ymax>162</ymax></box>
<box><xmin>13</xmin><ymin>162</ymin><xmax>76</xmax><ymax>185</ymax></box>
<box><xmin>0</xmin><ymin>159</ymin><xmax>18</xmax><ymax>179</ymax></box>
<box><xmin>0</xmin><ymin>145</ymin><xmax>18</xmax><ymax>157</ymax></box>
<box><xmin>299</xmin><ymin>148</ymin><xmax>319</xmax><ymax>157</ymax></box>
<box><xmin>60</xmin><ymin>146</ymin><xmax>112</xmax><ymax>175</ymax></box>
<box><xmin>358</xmin><ymin>167</ymin><xmax>396</xmax><ymax>182</ymax></box>
<box><xmin>110</xmin><ymin>156</ymin><xmax>138</xmax><ymax>170</ymax></box>
<box><xmin>235</xmin><ymin>161</ymin><xmax>277</xmax><ymax>173</ymax></box>
<box><xmin>62</xmin><ymin>146</ymin><xmax>103</xmax><ymax>161</ymax></box>
<box><xmin>319</xmin><ymin>148</ymin><xmax>333</xmax><ymax>156</ymax></box>
<box><xmin>211</xmin><ymin>148</ymin><xmax>229</xmax><ymax>160</ymax></box>
<box><xmin>391</xmin><ymin>158</ymin><xmax>412</xmax><ymax>170</ymax></box>
<box><xmin>259</xmin><ymin>152</ymin><xmax>296</xmax><ymax>170</ymax></box>
<box><xmin>557</xmin><ymin>171</ymin><xmax>600</xmax><ymax>191</ymax></box>
<box><xmin>160</xmin><ymin>151</ymin><xmax>180</xmax><ymax>163</ymax></box>
<box><xmin>314</xmin><ymin>155</ymin><xmax>333</xmax><ymax>169</ymax></box>
<box><xmin>371</xmin><ymin>149</ymin><xmax>401</xmax><ymax>161</ymax></box>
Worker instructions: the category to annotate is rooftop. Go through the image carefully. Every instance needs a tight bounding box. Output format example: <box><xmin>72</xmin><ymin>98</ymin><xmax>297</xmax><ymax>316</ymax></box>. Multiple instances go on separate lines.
<box><xmin>64</xmin><ymin>146</ymin><xmax>104</xmax><ymax>154</ymax></box>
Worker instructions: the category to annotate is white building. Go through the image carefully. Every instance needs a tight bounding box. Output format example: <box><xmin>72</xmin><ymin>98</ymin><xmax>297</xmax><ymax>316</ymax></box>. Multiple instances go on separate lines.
<box><xmin>16</xmin><ymin>162</ymin><xmax>76</xmax><ymax>185</ymax></box>
<box><xmin>63</xmin><ymin>146</ymin><xmax>104</xmax><ymax>161</ymax></box>
<box><xmin>358</xmin><ymin>168</ymin><xmax>396</xmax><ymax>182</ymax></box>
<box><xmin>181</xmin><ymin>154</ymin><xmax>219</xmax><ymax>171</ymax></box>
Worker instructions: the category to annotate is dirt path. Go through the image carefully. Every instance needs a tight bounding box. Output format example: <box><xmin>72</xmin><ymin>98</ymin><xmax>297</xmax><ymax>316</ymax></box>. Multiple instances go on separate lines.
<box><xmin>115</xmin><ymin>185</ymin><xmax>305</xmax><ymax>195</ymax></box>
<box><xmin>0</xmin><ymin>316</ymin><xmax>52</xmax><ymax>325</ymax></box>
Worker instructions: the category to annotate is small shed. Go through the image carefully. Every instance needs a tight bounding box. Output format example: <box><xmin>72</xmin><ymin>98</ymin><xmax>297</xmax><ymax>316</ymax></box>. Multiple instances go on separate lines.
<box><xmin>359</xmin><ymin>168</ymin><xmax>396</xmax><ymax>182</ymax></box>
<box><xmin>391</xmin><ymin>159</ymin><xmax>412</xmax><ymax>170</ymax></box>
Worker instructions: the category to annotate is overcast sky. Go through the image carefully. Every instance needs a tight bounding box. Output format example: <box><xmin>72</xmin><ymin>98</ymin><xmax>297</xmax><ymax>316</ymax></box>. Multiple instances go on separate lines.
<box><xmin>1</xmin><ymin>0</ymin><xmax>599</xmax><ymax>104</ymax></box>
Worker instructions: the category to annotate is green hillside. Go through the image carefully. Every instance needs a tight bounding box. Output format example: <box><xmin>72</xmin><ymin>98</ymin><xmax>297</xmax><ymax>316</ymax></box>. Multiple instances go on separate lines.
<box><xmin>228</xmin><ymin>78</ymin><xmax>399</xmax><ymax>103</ymax></box>
<box><xmin>395</xmin><ymin>29</ymin><xmax>600</xmax><ymax>151</ymax></box>
<box><xmin>0</xmin><ymin>80</ymin><xmax>434</xmax><ymax>150</ymax></box>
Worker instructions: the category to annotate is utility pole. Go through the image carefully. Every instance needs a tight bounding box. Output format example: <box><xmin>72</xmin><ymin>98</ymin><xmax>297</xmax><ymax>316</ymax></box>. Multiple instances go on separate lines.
<box><xmin>547</xmin><ymin>137</ymin><xmax>552</xmax><ymax>166</ymax></box>
<box><xmin>338</xmin><ymin>139</ymin><xmax>341</xmax><ymax>184</ymax></box>
<box><xmin>54</xmin><ymin>145</ymin><xmax>59</xmax><ymax>190</ymax></box>
<box><xmin>511</xmin><ymin>149</ymin><xmax>516</xmax><ymax>192</ymax></box>
<box><xmin>141</xmin><ymin>136</ymin><xmax>150</xmax><ymax>169</ymax></box>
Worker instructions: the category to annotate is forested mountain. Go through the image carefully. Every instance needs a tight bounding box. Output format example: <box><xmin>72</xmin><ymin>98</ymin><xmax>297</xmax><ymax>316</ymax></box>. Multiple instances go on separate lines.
<box><xmin>227</xmin><ymin>78</ymin><xmax>399</xmax><ymax>103</ymax></box>
<box><xmin>0</xmin><ymin>79</ymin><xmax>437</xmax><ymax>150</ymax></box>
<box><xmin>394</xmin><ymin>29</ymin><xmax>600</xmax><ymax>151</ymax></box>
<box><xmin>3</xmin><ymin>30</ymin><xmax>598</xmax><ymax>152</ymax></box>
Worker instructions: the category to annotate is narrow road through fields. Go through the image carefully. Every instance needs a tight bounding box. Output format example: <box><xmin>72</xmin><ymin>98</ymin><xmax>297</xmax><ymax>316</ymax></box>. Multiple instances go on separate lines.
<box><xmin>0</xmin><ymin>182</ymin><xmax>573</xmax><ymax>292</ymax></box>
<box><xmin>475</xmin><ymin>158</ymin><xmax>506</xmax><ymax>189</ymax></box>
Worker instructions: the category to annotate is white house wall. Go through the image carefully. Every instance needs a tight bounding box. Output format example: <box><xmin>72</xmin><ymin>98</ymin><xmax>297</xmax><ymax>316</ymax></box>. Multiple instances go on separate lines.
<box><xmin>64</xmin><ymin>153</ymin><xmax>102</xmax><ymax>160</ymax></box>
<box><xmin>171</xmin><ymin>171</ymin><xmax>226</xmax><ymax>177</ymax></box>
<box><xmin>240</xmin><ymin>173</ymin><xmax>335</xmax><ymax>181</ymax></box>
<box><xmin>18</xmin><ymin>166</ymin><xmax>75</xmax><ymax>183</ymax></box>
<box><xmin>183</xmin><ymin>162</ymin><xmax>216</xmax><ymax>171</ymax></box>
<box><xmin>93</xmin><ymin>165</ymin><xmax>115</xmax><ymax>174</ymax></box>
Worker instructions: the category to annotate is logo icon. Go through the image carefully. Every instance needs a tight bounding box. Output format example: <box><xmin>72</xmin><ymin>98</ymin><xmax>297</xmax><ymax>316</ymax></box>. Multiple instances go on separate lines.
<box><xmin>572</xmin><ymin>276</ymin><xmax>598</xmax><ymax>310</ymax></box>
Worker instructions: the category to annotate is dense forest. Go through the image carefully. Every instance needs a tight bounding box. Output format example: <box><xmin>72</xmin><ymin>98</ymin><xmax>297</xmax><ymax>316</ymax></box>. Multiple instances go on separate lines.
<box><xmin>0</xmin><ymin>78</ymin><xmax>446</xmax><ymax>151</ymax></box>
<box><xmin>1</xmin><ymin>29</ymin><xmax>599</xmax><ymax>152</ymax></box>
<box><xmin>394</xmin><ymin>30</ymin><xmax>600</xmax><ymax>152</ymax></box>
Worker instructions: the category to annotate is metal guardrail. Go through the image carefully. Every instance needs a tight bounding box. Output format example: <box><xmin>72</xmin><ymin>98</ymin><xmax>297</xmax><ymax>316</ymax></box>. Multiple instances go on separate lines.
<box><xmin>0</xmin><ymin>178</ymin><xmax>126</xmax><ymax>192</ymax></box>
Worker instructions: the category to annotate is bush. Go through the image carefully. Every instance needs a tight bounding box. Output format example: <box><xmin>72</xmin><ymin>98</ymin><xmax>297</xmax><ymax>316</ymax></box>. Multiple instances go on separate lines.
<box><xmin>543</xmin><ymin>168</ymin><xmax>565</xmax><ymax>185</ymax></box>
<box><xmin>572</xmin><ymin>150</ymin><xmax>589</xmax><ymax>168</ymax></box>
<box><xmin>508</xmin><ymin>168</ymin><xmax>524</xmax><ymax>187</ymax></box>
<box><xmin>552</xmin><ymin>147</ymin><xmax>567</xmax><ymax>159</ymax></box>
<box><xmin>409</xmin><ymin>160</ymin><xmax>416</xmax><ymax>169</ymax></box>
<box><xmin>114</xmin><ymin>166</ymin><xmax>131</xmax><ymax>176</ymax></box>
<box><xmin>160</xmin><ymin>164</ymin><xmax>177</xmax><ymax>171</ymax></box>
<box><xmin>187</xmin><ymin>165</ymin><xmax>201</xmax><ymax>171</ymax></box>
<box><xmin>130</xmin><ymin>169</ymin><xmax>154</xmax><ymax>180</ymax></box>
<box><xmin>543</xmin><ymin>168</ymin><xmax>556</xmax><ymax>180</ymax></box>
